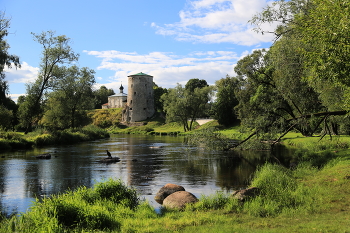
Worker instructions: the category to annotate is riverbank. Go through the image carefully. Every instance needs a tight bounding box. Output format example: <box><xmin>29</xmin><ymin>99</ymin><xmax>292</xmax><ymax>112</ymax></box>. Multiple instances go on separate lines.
<box><xmin>0</xmin><ymin>125</ymin><xmax>110</xmax><ymax>151</ymax></box>
<box><xmin>0</xmin><ymin>153</ymin><xmax>349</xmax><ymax>232</ymax></box>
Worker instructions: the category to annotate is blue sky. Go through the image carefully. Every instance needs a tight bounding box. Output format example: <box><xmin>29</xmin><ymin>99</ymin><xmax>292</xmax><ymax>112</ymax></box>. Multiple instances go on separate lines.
<box><xmin>2</xmin><ymin>0</ymin><xmax>275</xmax><ymax>102</ymax></box>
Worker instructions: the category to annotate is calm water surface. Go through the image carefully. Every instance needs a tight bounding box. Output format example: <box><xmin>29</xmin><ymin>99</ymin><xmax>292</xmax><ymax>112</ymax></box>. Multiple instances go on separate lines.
<box><xmin>0</xmin><ymin>134</ymin><xmax>286</xmax><ymax>214</ymax></box>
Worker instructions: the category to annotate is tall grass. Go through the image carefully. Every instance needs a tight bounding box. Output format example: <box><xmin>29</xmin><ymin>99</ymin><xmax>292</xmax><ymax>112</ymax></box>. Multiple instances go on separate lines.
<box><xmin>244</xmin><ymin>163</ymin><xmax>327</xmax><ymax>217</ymax></box>
<box><xmin>0</xmin><ymin>179</ymin><xmax>139</xmax><ymax>232</ymax></box>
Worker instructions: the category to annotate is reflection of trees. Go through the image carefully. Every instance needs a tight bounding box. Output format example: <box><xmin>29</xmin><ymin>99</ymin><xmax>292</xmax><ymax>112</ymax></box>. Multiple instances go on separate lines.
<box><xmin>124</xmin><ymin>136</ymin><xmax>167</xmax><ymax>195</ymax></box>
<box><xmin>23</xmin><ymin>144</ymin><xmax>96</xmax><ymax>200</ymax></box>
<box><xmin>0</xmin><ymin>160</ymin><xmax>6</xmax><ymax>214</ymax></box>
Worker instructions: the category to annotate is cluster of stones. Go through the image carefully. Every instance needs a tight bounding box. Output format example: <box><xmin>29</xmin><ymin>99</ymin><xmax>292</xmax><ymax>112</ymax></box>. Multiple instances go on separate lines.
<box><xmin>154</xmin><ymin>183</ymin><xmax>198</xmax><ymax>209</ymax></box>
<box><xmin>154</xmin><ymin>184</ymin><xmax>260</xmax><ymax>209</ymax></box>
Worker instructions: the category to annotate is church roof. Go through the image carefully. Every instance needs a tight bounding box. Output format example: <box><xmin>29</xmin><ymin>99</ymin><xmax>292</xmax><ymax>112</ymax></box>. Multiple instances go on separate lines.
<box><xmin>109</xmin><ymin>93</ymin><xmax>128</xmax><ymax>97</ymax></box>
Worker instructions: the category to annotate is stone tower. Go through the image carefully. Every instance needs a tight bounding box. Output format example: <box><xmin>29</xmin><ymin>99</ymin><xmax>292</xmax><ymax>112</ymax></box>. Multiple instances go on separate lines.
<box><xmin>122</xmin><ymin>72</ymin><xmax>155</xmax><ymax>122</ymax></box>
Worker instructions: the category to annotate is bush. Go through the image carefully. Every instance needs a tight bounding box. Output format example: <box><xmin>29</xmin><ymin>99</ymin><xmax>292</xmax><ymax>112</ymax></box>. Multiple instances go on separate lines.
<box><xmin>88</xmin><ymin>109</ymin><xmax>122</xmax><ymax>128</ymax></box>
<box><xmin>80</xmin><ymin>125</ymin><xmax>110</xmax><ymax>140</ymax></box>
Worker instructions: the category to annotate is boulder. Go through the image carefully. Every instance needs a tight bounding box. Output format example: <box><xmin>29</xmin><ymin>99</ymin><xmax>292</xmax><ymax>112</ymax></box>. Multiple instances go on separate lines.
<box><xmin>163</xmin><ymin>191</ymin><xmax>198</xmax><ymax>209</ymax></box>
<box><xmin>36</xmin><ymin>153</ymin><xmax>51</xmax><ymax>159</ymax></box>
<box><xmin>154</xmin><ymin>183</ymin><xmax>185</xmax><ymax>204</ymax></box>
<box><xmin>232</xmin><ymin>187</ymin><xmax>259</xmax><ymax>201</ymax></box>
<box><xmin>97</xmin><ymin>157</ymin><xmax>120</xmax><ymax>163</ymax></box>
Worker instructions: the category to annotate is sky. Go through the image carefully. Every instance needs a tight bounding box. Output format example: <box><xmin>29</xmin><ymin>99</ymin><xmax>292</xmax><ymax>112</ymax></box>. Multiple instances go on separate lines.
<box><xmin>2</xmin><ymin>0</ymin><xmax>275</xmax><ymax>102</ymax></box>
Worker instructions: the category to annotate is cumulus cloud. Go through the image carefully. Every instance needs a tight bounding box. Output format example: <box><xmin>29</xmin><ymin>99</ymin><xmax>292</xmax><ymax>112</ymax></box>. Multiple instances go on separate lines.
<box><xmin>151</xmin><ymin>0</ymin><xmax>275</xmax><ymax>45</ymax></box>
<box><xmin>4</xmin><ymin>62</ymin><xmax>39</xmax><ymax>84</ymax></box>
<box><xmin>84</xmin><ymin>49</ymin><xmax>245</xmax><ymax>89</ymax></box>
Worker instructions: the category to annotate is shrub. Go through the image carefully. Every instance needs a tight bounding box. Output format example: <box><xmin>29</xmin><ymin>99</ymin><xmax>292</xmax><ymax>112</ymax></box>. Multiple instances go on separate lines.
<box><xmin>88</xmin><ymin>109</ymin><xmax>122</xmax><ymax>128</ymax></box>
<box><xmin>80</xmin><ymin>124</ymin><xmax>110</xmax><ymax>140</ymax></box>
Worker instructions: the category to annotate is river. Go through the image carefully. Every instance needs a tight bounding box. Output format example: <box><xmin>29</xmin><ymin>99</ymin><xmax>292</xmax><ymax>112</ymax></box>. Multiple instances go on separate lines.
<box><xmin>0</xmin><ymin>134</ymin><xmax>289</xmax><ymax>215</ymax></box>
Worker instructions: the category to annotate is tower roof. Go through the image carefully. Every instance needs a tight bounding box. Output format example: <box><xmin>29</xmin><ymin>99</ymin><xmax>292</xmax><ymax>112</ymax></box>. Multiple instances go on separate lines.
<box><xmin>128</xmin><ymin>72</ymin><xmax>152</xmax><ymax>77</ymax></box>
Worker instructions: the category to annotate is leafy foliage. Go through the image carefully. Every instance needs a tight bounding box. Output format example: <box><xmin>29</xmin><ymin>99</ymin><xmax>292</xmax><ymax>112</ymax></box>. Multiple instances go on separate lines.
<box><xmin>93</xmin><ymin>85</ymin><xmax>115</xmax><ymax>109</ymax></box>
<box><xmin>18</xmin><ymin>31</ymin><xmax>79</xmax><ymax>133</ymax></box>
<box><xmin>213</xmin><ymin>75</ymin><xmax>239</xmax><ymax>127</ymax></box>
<box><xmin>161</xmin><ymin>83</ymin><xmax>214</xmax><ymax>132</ymax></box>
<box><xmin>0</xmin><ymin>12</ymin><xmax>20</xmax><ymax>107</ymax></box>
<box><xmin>153</xmin><ymin>82</ymin><xmax>167</xmax><ymax>112</ymax></box>
<box><xmin>41</xmin><ymin>65</ymin><xmax>95</xmax><ymax>129</ymax></box>
<box><xmin>88</xmin><ymin>108</ymin><xmax>122</xmax><ymax>128</ymax></box>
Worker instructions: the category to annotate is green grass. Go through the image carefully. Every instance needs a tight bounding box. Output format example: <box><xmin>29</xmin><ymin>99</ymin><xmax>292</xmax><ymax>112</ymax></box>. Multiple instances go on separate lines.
<box><xmin>0</xmin><ymin>125</ymin><xmax>109</xmax><ymax>151</ymax></box>
<box><xmin>1</xmin><ymin>156</ymin><xmax>350</xmax><ymax>232</ymax></box>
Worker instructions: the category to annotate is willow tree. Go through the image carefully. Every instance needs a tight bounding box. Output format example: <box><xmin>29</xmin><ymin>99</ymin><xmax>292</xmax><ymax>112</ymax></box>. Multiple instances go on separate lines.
<box><xmin>18</xmin><ymin>31</ymin><xmax>79</xmax><ymax>133</ymax></box>
<box><xmin>294</xmin><ymin>0</ymin><xmax>350</xmax><ymax>108</ymax></box>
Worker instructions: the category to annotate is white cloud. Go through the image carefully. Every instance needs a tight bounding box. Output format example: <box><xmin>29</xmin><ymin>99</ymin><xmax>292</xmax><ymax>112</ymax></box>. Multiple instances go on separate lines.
<box><xmin>84</xmin><ymin>50</ymin><xmax>243</xmax><ymax>89</ymax></box>
<box><xmin>151</xmin><ymin>0</ymin><xmax>275</xmax><ymax>45</ymax></box>
<box><xmin>4</xmin><ymin>62</ymin><xmax>39</xmax><ymax>84</ymax></box>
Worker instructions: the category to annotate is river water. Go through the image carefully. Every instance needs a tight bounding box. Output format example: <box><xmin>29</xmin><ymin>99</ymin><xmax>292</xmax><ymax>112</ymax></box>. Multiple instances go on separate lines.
<box><xmin>0</xmin><ymin>134</ymin><xmax>288</xmax><ymax>215</ymax></box>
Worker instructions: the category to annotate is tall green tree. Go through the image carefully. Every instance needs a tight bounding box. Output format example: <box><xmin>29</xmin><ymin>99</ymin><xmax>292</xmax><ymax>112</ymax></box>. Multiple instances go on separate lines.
<box><xmin>213</xmin><ymin>75</ymin><xmax>239</xmax><ymax>127</ymax></box>
<box><xmin>93</xmin><ymin>85</ymin><xmax>115</xmax><ymax>109</ymax></box>
<box><xmin>294</xmin><ymin>0</ymin><xmax>350</xmax><ymax>108</ymax></box>
<box><xmin>185</xmin><ymin>78</ymin><xmax>208</xmax><ymax>92</ymax></box>
<box><xmin>0</xmin><ymin>11</ymin><xmax>20</xmax><ymax>111</ymax></box>
<box><xmin>161</xmin><ymin>83</ymin><xmax>213</xmax><ymax>132</ymax></box>
<box><xmin>18</xmin><ymin>31</ymin><xmax>79</xmax><ymax>133</ymax></box>
<box><xmin>234</xmin><ymin>48</ymin><xmax>322</xmax><ymax>137</ymax></box>
<box><xmin>41</xmin><ymin>66</ymin><xmax>95</xmax><ymax>129</ymax></box>
<box><xmin>0</xmin><ymin>104</ymin><xmax>13</xmax><ymax>130</ymax></box>
<box><xmin>153</xmin><ymin>82</ymin><xmax>167</xmax><ymax>112</ymax></box>
<box><xmin>250</xmin><ymin>0</ymin><xmax>348</xmax><ymax>135</ymax></box>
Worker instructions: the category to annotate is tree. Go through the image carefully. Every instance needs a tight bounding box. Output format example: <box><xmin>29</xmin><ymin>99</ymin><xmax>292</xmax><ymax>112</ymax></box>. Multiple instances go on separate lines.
<box><xmin>213</xmin><ymin>75</ymin><xmax>239</xmax><ymax>127</ymax></box>
<box><xmin>234</xmin><ymin>48</ymin><xmax>323</xmax><ymax>137</ymax></box>
<box><xmin>185</xmin><ymin>78</ymin><xmax>208</xmax><ymax>92</ymax></box>
<box><xmin>294</xmin><ymin>0</ymin><xmax>350</xmax><ymax>107</ymax></box>
<box><xmin>161</xmin><ymin>83</ymin><xmax>213</xmax><ymax>132</ymax></box>
<box><xmin>249</xmin><ymin>0</ymin><xmax>311</xmax><ymax>40</ymax></box>
<box><xmin>0</xmin><ymin>11</ymin><xmax>20</xmax><ymax>109</ymax></box>
<box><xmin>93</xmin><ymin>85</ymin><xmax>115</xmax><ymax>109</ymax></box>
<box><xmin>18</xmin><ymin>31</ymin><xmax>79</xmax><ymax>133</ymax></box>
<box><xmin>249</xmin><ymin>0</ymin><xmax>349</xmax><ymax>136</ymax></box>
<box><xmin>0</xmin><ymin>104</ymin><xmax>13</xmax><ymax>130</ymax></box>
<box><xmin>153</xmin><ymin>82</ymin><xmax>167</xmax><ymax>112</ymax></box>
<box><xmin>41</xmin><ymin>66</ymin><xmax>95</xmax><ymax>129</ymax></box>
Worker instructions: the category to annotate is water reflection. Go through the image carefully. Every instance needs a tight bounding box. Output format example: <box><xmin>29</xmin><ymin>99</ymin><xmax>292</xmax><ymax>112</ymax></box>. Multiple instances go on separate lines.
<box><xmin>0</xmin><ymin>135</ymin><xmax>287</xmax><ymax>215</ymax></box>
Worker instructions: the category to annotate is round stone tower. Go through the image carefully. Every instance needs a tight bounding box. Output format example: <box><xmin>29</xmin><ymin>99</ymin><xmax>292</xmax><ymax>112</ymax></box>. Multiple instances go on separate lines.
<box><xmin>123</xmin><ymin>72</ymin><xmax>155</xmax><ymax>122</ymax></box>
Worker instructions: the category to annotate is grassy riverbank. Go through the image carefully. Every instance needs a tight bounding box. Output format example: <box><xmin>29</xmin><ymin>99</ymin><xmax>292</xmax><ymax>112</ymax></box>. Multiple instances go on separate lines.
<box><xmin>0</xmin><ymin>125</ymin><xmax>109</xmax><ymax>151</ymax></box>
<box><xmin>0</xmin><ymin>155</ymin><xmax>349</xmax><ymax>232</ymax></box>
